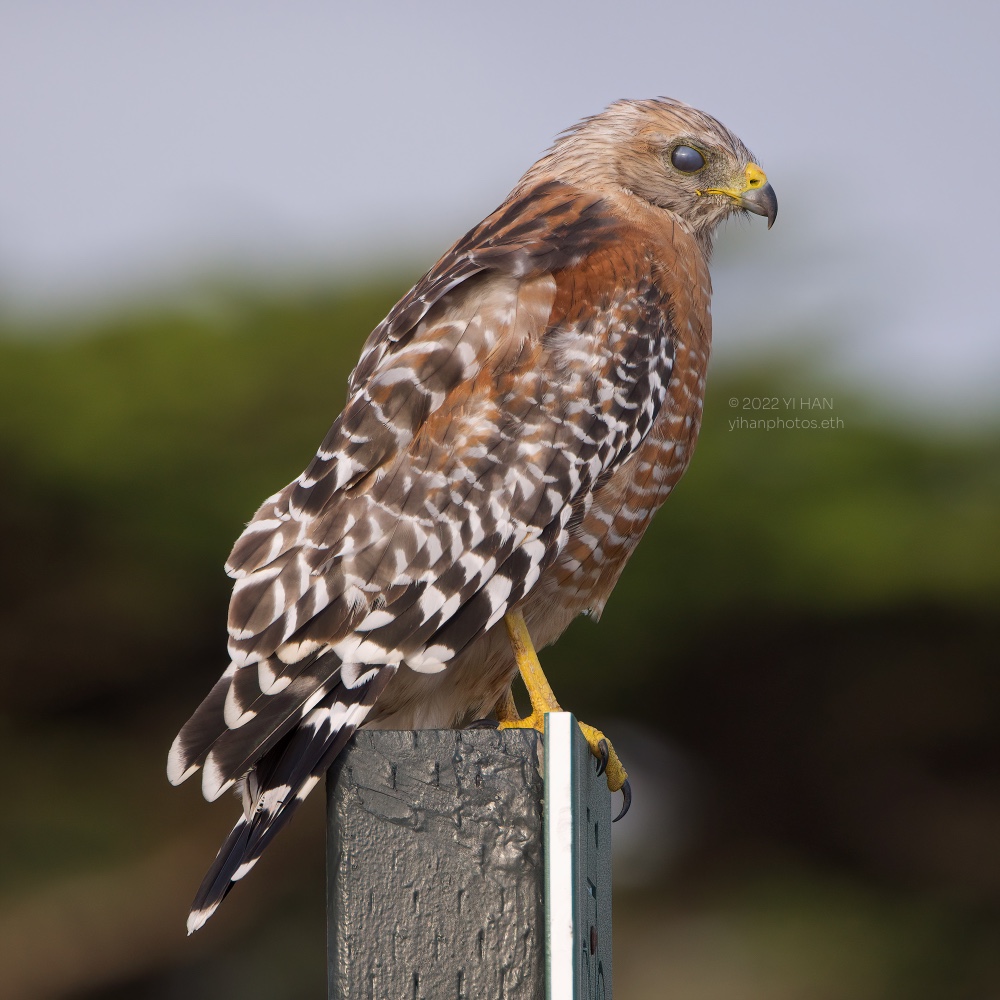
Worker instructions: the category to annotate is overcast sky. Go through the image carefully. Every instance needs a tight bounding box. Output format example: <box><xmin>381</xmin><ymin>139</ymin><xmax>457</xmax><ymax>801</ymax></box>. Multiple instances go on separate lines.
<box><xmin>1</xmin><ymin>1</ymin><xmax>997</xmax><ymax>415</ymax></box>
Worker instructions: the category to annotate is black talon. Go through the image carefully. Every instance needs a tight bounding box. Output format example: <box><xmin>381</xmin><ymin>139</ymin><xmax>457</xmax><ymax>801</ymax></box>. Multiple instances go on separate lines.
<box><xmin>595</xmin><ymin>738</ymin><xmax>609</xmax><ymax>776</ymax></box>
<box><xmin>613</xmin><ymin>779</ymin><xmax>632</xmax><ymax>822</ymax></box>
<box><xmin>465</xmin><ymin>717</ymin><xmax>500</xmax><ymax>730</ymax></box>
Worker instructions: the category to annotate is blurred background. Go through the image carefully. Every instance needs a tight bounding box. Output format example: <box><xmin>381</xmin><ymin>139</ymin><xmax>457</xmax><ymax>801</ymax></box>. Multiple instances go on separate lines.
<box><xmin>1</xmin><ymin>2</ymin><xmax>998</xmax><ymax>997</ymax></box>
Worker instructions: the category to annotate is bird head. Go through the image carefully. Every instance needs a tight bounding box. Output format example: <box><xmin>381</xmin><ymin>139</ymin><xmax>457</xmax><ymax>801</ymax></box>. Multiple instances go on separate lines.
<box><xmin>532</xmin><ymin>97</ymin><xmax>777</xmax><ymax>256</ymax></box>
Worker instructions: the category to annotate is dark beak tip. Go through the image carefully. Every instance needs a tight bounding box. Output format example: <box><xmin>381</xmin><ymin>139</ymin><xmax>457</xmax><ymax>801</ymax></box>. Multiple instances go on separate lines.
<box><xmin>742</xmin><ymin>181</ymin><xmax>778</xmax><ymax>229</ymax></box>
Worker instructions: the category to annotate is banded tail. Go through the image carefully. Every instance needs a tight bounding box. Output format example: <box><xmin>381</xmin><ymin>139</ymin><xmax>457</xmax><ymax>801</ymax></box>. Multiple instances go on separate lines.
<box><xmin>169</xmin><ymin>659</ymin><xmax>394</xmax><ymax>933</ymax></box>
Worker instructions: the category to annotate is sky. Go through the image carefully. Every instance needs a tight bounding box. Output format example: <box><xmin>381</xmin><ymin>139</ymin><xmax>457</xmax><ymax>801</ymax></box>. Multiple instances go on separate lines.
<box><xmin>1</xmin><ymin>0</ymin><xmax>998</xmax><ymax>415</ymax></box>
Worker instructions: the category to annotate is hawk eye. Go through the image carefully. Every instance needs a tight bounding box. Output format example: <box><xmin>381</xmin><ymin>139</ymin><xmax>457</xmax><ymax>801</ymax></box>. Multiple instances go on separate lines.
<box><xmin>670</xmin><ymin>145</ymin><xmax>705</xmax><ymax>173</ymax></box>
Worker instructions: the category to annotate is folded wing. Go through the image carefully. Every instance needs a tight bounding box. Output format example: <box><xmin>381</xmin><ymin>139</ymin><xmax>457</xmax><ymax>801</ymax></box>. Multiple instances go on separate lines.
<box><xmin>167</xmin><ymin>179</ymin><xmax>677</xmax><ymax>930</ymax></box>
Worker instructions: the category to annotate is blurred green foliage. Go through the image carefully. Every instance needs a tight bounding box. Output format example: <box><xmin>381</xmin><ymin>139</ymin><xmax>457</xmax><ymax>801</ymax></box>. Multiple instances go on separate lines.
<box><xmin>0</xmin><ymin>283</ymin><xmax>997</xmax><ymax>999</ymax></box>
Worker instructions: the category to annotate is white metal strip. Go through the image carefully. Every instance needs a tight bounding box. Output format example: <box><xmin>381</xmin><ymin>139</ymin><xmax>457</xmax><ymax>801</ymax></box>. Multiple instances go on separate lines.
<box><xmin>545</xmin><ymin>711</ymin><xmax>576</xmax><ymax>1000</ymax></box>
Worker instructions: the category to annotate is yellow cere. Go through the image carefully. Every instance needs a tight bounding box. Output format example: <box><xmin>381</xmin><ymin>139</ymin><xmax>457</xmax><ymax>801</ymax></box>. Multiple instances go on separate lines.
<box><xmin>698</xmin><ymin>162</ymin><xmax>768</xmax><ymax>199</ymax></box>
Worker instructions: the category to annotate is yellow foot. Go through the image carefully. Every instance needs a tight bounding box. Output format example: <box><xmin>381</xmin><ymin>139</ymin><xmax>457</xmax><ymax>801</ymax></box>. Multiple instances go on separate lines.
<box><xmin>577</xmin><ymin>723</ymin><xmax>628</xmax><ymax>794</ymax></box>
<box><xmin>501</xmin><ymin>609</ymin><xmax>631</xmax><ymax>819</ymax></box>
<box><xmin>499</xmin><ymin>713</ymin><xmax>631</xmax><ymax>819</ymax></box>
<box><xmin>498</xmin><ymin>710</ymin><xmax>546</xmax><ymax>733</ymax></box>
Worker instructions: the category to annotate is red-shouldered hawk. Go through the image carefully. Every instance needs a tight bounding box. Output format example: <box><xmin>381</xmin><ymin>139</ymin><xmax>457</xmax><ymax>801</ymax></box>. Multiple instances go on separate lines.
<box><xmin>169</xmin><ymin>97</ymin><xmax>776</xmax><ymax>933</ymax></box>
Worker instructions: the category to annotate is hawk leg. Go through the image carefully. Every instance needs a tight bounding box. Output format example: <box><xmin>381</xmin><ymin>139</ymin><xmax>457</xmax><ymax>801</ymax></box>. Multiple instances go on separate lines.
<box><xmin>462</xmin><ymin>688</ymin><xmax>518</xmax><ymax>730</ymax></box>
<box><xmin>493</xmin><ymin>685</ymin><xmax>520</xmax><ymax>724</ymax></box>
<box><xmin>500</xmin><ymin>609</ymin><xmax>631</xmax><ymax>818</ymax></box>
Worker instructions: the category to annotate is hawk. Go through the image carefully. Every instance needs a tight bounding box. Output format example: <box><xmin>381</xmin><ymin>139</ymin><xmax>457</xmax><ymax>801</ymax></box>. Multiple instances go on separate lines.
<box><xmin>168</xmin><ymin>97</ymin><xmax>776</xmax><ymax>933</ymax></box>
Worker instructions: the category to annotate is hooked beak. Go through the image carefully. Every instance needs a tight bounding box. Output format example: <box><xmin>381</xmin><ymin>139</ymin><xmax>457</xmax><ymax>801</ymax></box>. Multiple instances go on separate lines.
<box><xmin>741</xmin><ymin>180</ymin><xmax>778</xmax><ymax>229</ymax></box>
<box><xmin>699</xmin><ymin>162</ymin><xmax>778</xmax><ymax>229</ymax></box>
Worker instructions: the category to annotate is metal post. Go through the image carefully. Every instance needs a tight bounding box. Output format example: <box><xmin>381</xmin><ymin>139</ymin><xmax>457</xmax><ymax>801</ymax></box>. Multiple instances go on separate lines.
<box><xmin>543</xmin><ymin>713</ymin><xmax>613</xmax><ymax>999</ymax></box>
<box><xmin>326</xmin><ymin>716</ymin><xmax>613</xmax><ymax>998</ymax></box>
